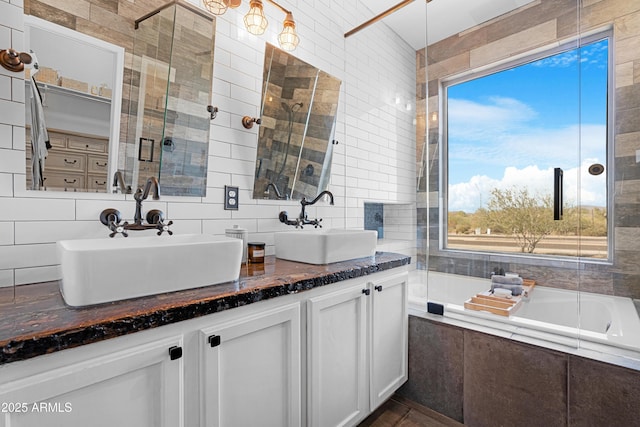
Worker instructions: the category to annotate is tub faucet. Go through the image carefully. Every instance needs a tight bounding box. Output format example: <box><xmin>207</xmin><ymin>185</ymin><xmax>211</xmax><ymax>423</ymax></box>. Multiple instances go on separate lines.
<box><xmin>279</xmin><ymin>190</ymin><xmax>334</xmax><ymax>229</ymax></box>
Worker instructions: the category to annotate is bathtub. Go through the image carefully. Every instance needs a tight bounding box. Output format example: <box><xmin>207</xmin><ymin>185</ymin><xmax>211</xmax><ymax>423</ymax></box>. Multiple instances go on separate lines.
<box><xmin>408</xmin><ymin>271</ymin><xmax>640</xmax><ymax>352</ymax></box>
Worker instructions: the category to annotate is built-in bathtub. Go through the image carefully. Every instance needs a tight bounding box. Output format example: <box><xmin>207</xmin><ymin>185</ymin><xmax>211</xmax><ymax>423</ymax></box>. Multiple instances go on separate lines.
<box><xmin>408</xmin><ymin>271</ymin><xmax>640</xmax><ymax>353</ymax></box>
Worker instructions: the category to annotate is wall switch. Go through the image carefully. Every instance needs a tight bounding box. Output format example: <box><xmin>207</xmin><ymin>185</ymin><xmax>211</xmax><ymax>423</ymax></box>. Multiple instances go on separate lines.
<box><xmin>224</xmin><ymin>185</ymin><xmax>239</xmax><ymax>210</ymax></box>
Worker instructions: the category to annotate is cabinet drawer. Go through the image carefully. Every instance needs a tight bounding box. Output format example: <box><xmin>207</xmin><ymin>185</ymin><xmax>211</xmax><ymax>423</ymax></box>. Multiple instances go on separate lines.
<box><xmin>68</xmin><ymin>135</ymin><xmax>108</xmax><ymax>153</ymax></box>
<box><xmin>88</xmin><ymin>155</ymin><xmax>109</xmax><ymax>173</ymax></box>
<box><xmin>46</xmin><ymin>151</ymin><xmax>86</xmax><ymax>172</ymax></box>
<box><xmin>48</xmin><ymin>132</ymin><xmax>68</xmax><ymax>149</ymax></box>
<box><xmin>44</xmin><ymin>172</ymin><xmax>85</xmax><ymax>190</ymax></box>
<box><xmin>88</xmin><ymin>174</ymin><xmax>108</xmax><ymax>191</ymax></box>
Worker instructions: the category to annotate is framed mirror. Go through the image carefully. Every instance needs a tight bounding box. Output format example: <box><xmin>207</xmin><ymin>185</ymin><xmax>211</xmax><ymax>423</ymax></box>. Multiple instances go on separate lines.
<box><xmin>253</xmin><ymin>43</ymin><xmax>341</xmax><ymax>201</ymax></box>
<box><xmin>23</xmin><ymin>0</ymin><xmax>215</xmax><ymax>196</ymax></box>
<box><xmin>24</xmin><ymin>15</ymin><xmax>123</xmax><ymax>192</ymax></box>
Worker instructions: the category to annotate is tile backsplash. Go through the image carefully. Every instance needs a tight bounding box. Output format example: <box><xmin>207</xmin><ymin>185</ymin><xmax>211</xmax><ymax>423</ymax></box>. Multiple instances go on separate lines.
<box><xmin>0</xmin><ymin>0</ymin><xmax>418</xmax><ymax>289</ymax></box>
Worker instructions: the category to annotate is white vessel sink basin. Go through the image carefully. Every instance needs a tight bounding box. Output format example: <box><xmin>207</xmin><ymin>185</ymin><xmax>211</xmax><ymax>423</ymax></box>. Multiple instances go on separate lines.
<box><xmin>57</xmin><ymin>234</ymin><xmax>242</xmax><ymax>307</ymax></box>
<box><xmin>275</xmin><ymin>229</ymin><xmax>378</xmax><ymax>265</ymax></box>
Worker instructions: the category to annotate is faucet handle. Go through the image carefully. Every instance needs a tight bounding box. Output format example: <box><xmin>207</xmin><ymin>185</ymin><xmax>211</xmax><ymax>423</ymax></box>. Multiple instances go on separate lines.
<box><xmin>100</xmin><ymin>208</ymin><xmax>128</xmax><ymax>238</ymax></box>
<box><xmin>108</xmin><ymin>221</ymin><xmax>129</xmax><ymax>238</ymax></box>
<box><xmin>155</xmin><ymin>220</ymin><xmax>173</xmax><ymax>236</ymax></box>
<box><xmin>146</xmin><ymin>209</ymin><xmax>172</xmax><ymax>236</ymax></box>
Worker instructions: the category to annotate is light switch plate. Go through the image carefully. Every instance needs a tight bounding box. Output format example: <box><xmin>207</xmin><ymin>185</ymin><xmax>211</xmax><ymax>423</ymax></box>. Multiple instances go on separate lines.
<box><xmin>224</xmin><ymin>185</ymin><xmax>239</xmax><ymax>210</ymax></box>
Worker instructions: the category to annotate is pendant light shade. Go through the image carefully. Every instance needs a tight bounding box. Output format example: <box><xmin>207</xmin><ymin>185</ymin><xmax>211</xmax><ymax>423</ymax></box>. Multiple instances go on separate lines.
<box><xmin>202</xmin><ymin>0</ymin><xmax>229</xmax><ymax>15</ymax></box>
<box><xmin>278</xmin><ymin>12</ymin><xmax>299</xmax><ymax>51</ymax></box>
<box><xmin>206</xmin><ymin>0</ymin><xmax>299</xmax><ymax>48</ymax></box>
<box><xmin>244</xmin><ymin>0</ymin><xmax>268</xmax><ymax>35</ymax></box>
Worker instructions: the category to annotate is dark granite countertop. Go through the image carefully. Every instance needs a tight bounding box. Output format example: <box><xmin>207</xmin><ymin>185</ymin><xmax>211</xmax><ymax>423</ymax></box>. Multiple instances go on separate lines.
<box><xmin>0</xmin><ymin>252</ymin><xmax>410</xmax><ymax>365</ymax></box>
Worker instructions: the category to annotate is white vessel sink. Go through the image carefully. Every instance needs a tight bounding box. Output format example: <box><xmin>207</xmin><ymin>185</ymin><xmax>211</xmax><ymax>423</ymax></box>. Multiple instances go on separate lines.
<box><xmin>275</xmin><ymin>229</ymin><xmax>378</xmax><ymax>265</ymax></box>
<box><xmin>57</xmin><ymin>234</ymin><xmax>242</xmax><ymax>307</ymax></box>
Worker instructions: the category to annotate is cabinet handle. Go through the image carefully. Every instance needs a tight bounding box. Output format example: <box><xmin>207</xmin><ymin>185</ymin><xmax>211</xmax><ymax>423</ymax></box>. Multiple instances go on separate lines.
<box><xmin>375</xmin><ymin>285</ymin><xmax>383</xmax><ymax>292</ymax></box>
<box><xmin>64</xmin><ymin>159</ymin><xmax>77</xmax><ymax>165</ymax></box>
<box><xmin>95</xmin><ymin>180</ymin><xmax>107</xmax><ymax>186</ymax></box>
<box><xmin>208</xmin><ymin>335</ymin><xmax>221</xmax><ymax>348</ymax></box>
<box><xmin>64</xmin><ymin>178</ymin><xmax>77</xmax><ymax>184</ymax></box>
<box><xmin>168</xmin><ymin>346</ymin><xmax>183</xmax><ymax>360</ymax></box>
<box><xmin>362</xmin><ymin>289</ymin><xmax>370</xmax><ymax>296</ymax></box>
<box><xmin>96</xmin><ymin>161</ymin><xmax>107</xmax><ymax>167</ymax></box>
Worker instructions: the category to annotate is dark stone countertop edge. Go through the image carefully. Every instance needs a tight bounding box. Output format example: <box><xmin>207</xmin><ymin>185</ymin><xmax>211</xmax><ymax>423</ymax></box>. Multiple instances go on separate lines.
<box><xmin>0</xmin><ymin>254</ymin><xmax>410</xmax><ymax>366</ymax></box>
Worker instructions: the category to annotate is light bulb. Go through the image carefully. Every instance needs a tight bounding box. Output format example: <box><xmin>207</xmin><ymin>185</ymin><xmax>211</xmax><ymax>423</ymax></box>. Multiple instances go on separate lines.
<box><xmin>202</xmin><ymin>0</ymin><xmax>229</xmax><ymax>15</ymax></box>
<box><xmin>244</xmin><ymin>0</ymin><xmax>268</xmax><ymax>35</ymax></box>
<box><xmin>278</xmin><ymin>12</ymin><xmax>299</xmax><ymax>51</ymax></box>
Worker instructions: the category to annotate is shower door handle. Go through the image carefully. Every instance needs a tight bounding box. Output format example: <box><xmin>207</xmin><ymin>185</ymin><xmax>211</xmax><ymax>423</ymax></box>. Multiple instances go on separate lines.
<box><xmin>554</xmin><ymin>167</ymin><xmax>563</xmax><ymax>220</ymax></box>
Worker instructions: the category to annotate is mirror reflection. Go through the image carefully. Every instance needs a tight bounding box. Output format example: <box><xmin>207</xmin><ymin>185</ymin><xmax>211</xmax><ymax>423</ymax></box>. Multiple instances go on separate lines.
<box><xmin>23</xmin><ymin>0</ymin><xmax>215</xmax><ymax>196</ymax></box>
<box><xmin>24</xmin><ymin>16</ymin><xmax>123</xmax><ymax>192</ymax></box>
<box><xmin>253</xmin><ymin>43</ymin><xmax>341</xmax><ymax>201</ymax></box>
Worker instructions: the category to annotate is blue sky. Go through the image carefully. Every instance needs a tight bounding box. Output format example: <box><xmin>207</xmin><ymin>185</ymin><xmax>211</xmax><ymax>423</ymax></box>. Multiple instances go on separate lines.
<box><xmin>447</xmin><ymin>39</ymin><xmax>609</xmax><ymax>212</ymax></box>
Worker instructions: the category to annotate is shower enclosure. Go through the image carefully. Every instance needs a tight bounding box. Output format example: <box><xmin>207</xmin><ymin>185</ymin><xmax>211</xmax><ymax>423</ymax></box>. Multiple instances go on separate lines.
<box><xmin>344</xmin><ymin>0</ymin><xmax>640</xmax><ymax>361</ymax></box>
<box><xmin>415</xmin><ymin>0</ymin><xmax>640</xmax><ymax>359</ymax></box>
<box><xmin>122</xmin><ymin>0</ymin><xmax>215</xmax><ymax>196</ymax></box>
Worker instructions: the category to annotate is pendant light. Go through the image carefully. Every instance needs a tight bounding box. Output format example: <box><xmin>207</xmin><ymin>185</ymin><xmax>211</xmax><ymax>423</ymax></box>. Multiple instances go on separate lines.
<box><xmin>202</xmin><ymin>0</ymin><xmax>299</xmax><ymax>50</ymax></box>
<box><xmin>278</xmin><ymin>12</ymin><xmax>299</xmax><ymax>51</ymax></box>
<box><xmin>244</xmin><ymin>0</ymin><xmax>268</xmax><ymax>35</ymax></box>
<box><xmin>202</xmin><ymin>0</ymin><xmax>229</xmax><ymax>15</ymax></box>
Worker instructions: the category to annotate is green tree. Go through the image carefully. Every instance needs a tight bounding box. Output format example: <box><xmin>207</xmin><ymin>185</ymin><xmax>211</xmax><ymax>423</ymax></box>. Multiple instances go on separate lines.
<box><xmin>485</xmin><ymin>187</ymin><xmax>556</xmax><ymax>253</ymax></box>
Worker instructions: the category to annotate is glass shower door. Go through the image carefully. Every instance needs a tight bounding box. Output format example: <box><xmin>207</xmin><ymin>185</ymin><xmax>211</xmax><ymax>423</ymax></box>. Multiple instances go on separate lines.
<box><xmin>423</xmin><ymin>0</ymin><xmax>582</xmax><ymax>346</ymax></box>
<box><xmin>125</xmin><ymin>1</ymin><xmax>215</xmax><ymax>196</ymax></box>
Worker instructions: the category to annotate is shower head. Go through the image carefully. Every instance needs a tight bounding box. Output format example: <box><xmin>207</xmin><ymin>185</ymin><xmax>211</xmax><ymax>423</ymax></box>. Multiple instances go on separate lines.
<box><xmin>281</xmin><ymin>101</ymin><xmax>304</xmax><ymax>113</ymax></box>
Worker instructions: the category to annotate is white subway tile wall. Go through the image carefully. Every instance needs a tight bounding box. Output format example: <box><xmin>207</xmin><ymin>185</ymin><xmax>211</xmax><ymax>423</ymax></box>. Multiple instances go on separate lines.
<box><xmin>0</xmin><ymin>0</ymin><xmax>417</xmax><ymax>288</ymax></box>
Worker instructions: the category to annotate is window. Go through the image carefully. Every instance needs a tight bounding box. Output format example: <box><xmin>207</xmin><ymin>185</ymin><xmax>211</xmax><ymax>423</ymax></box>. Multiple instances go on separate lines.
<box><xmin>444</xmin><ymin>34</ymin><xmax>610</xmax><ymax>259</ymax></box>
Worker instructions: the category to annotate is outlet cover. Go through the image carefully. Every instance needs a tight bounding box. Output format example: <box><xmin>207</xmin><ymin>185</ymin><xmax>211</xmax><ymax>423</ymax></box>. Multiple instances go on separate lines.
<box><xmin>224</xmin><ymin>185</ymin><xmax>239</xmax><ymax>210</ymax></box>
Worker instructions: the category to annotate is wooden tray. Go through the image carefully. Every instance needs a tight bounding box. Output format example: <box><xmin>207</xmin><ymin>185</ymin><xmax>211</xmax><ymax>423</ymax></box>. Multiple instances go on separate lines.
<box><xmin>464</xmin><ymin>279</ymin><xmax>535</xmax><ymax>317</ymax></box>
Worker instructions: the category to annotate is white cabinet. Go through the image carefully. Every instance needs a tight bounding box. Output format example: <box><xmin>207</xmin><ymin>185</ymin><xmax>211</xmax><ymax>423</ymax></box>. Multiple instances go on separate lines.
<box><xmin>307</xmin><ymin>271</ymin><xmax>408</xmax><ymax>427</ymax></box>
<box><xmin>200</xmin><ymin>303</ymin><xmax>301</xmax><ymax>427</ymax></box>
<box><xmin>369</xmin><ymin>273</ymin><xmax>408</xmax><ymax>409</ymax></box>
<box><xmin>0</xmin><ymin>335</ymin><xmax>183</xmax><ymax>427</ymax></box>
<box><xmin>0</xmin><ymin>267</ymin><xmax>407</xmax><ymax>427</ymax></box>
<box><xmin>307</xmin><ymin>282</ymin><xmax>369</xmax><ymax>427</ymax></box>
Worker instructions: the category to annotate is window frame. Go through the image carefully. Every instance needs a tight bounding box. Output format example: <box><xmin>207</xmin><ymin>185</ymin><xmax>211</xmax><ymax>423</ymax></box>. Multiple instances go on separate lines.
<box><xmin>439</xmin><ymin>29</ymin><xmax>615</xmax><ymax>264</ymax></box>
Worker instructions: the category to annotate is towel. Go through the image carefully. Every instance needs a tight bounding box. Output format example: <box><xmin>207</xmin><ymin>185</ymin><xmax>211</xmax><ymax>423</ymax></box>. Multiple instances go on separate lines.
<box><xmin>491</xmin><ymin>283</ymin><xmax>523</xmax><ymax>296</ymax></box>
<box><xmin>28</xmin><ymin>56</ymin><xmax>50</xmax><ymax>190</ymax></box>
<box><xmin>491</xmin><ymin>275</ymin><xmax>523</xmax><ymax>286</ymax></box>
<box><xmin>491</xmin><ymin>275</ymin><xmax>524</xmax><ymax>296</ymax></box>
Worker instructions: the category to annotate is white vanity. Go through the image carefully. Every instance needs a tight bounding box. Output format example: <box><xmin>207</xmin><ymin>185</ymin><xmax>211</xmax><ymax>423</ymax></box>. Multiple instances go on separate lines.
<box><xmin>0</xmin><ymin>255</ymin><xmax>409</xmax><ymax>427</ymax></box>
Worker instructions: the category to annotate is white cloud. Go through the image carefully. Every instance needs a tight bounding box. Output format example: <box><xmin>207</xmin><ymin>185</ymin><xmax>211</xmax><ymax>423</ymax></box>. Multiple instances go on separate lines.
<box><xmin>448</xmin><ymin>160</ymin><xmax>606</xmax><ymax>213</ymax></box>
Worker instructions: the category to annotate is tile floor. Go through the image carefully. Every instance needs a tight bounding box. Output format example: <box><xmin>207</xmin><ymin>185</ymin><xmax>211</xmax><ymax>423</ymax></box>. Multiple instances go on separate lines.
<box><xmin>358</xmin><ymin>395</ymin><xmax>463</xmax><ymax>427</ymax></box>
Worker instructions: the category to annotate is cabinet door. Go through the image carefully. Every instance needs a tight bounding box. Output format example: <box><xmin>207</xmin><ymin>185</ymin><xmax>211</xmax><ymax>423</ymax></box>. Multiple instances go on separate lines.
<box><xmin>0</xmin><ymin>336</ymin><xmax>183</xmax><ymax>427</ymax></box>
<box><xmin>307</xmin><ymin>284</ymin><xmax>368</xmax><ymax>427</ymax></box>
<box><xmin>370</xmin><ymin>273</ymin><xmax>408</xmax><ymax>410</ymax></box>
<box><xmin>200</xmin><ymin>303</ymin><xmax>301</xmax><ymax>427</ymax></box>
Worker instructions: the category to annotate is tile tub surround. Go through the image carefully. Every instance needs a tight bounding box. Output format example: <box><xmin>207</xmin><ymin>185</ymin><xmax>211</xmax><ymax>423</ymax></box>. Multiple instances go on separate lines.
<box><xmin>0</xmin><ymin>252</ymin><xmax>410</xmax><ymax>365</ymax></box>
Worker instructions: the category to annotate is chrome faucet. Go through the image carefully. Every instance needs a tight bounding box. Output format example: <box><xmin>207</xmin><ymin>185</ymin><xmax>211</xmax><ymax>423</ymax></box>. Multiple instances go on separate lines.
<box><xmin>99</xmin><ymin>176</ymin><xmax>172</xmax><ymax>237</ymax></box>
<box><xmin>279</xmin><ymin>190</ymin><xmax>334</xmax><ymax>228</ymax></box>
<box><xmin>264</xmin><ymin>182</ymin><xmax>289</xmax><ymax>200</ymax></box>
